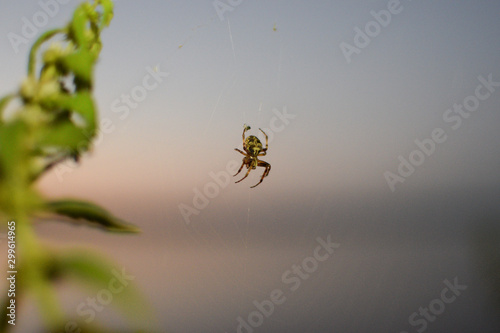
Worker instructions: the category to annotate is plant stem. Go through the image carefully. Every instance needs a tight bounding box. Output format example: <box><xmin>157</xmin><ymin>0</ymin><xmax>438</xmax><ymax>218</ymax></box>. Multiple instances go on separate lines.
<box><xmin>28</xmin><ymin>29</ymin><xmax>65</xmax><ymax>77</ymax></box>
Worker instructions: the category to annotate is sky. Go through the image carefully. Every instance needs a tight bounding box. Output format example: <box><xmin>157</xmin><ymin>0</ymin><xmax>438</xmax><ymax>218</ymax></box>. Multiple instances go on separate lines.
<box><xmin>1</xmin><ymin>1</ymin><xmax>500</xmax><ymax>332</ymax></box>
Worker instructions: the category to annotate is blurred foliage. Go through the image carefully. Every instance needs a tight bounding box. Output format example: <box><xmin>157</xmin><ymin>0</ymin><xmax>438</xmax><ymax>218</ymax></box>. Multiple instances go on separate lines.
<box><xmin>0</xmin><ymin>1</ymin><xmax>151</xmax><ymax>331</ymax></box>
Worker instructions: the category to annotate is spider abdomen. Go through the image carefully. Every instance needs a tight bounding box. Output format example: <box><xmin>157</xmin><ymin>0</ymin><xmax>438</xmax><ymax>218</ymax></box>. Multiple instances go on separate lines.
<box><xmin>245</xmin><ymin>135</ymin><xmax>263</xmax><ymax>156</ymax></box>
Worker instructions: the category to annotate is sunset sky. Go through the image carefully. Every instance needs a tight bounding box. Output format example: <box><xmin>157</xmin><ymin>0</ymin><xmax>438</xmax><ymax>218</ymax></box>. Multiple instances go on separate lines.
<box><xmin>1</xmin><ymin>1</ymin><xmax>500</xmax><ymax>332</ymax></box>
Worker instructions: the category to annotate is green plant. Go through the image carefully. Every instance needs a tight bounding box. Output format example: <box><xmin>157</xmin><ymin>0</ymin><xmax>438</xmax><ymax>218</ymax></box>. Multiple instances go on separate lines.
<box><xmin>0</xmin><ymin>1</ymin><xmax>150</xmax><ymax>331</ymax></box>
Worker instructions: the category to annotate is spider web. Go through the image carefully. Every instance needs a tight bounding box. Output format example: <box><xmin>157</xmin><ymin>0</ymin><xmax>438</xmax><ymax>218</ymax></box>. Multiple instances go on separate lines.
<box><xmin>175</xmin><ymin>16</ymin><xmax>333</xmax><ymax>332</ymax></box>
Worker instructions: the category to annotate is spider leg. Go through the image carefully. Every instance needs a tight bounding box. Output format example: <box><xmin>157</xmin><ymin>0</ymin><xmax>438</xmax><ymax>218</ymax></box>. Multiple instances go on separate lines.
<box><xmin>233</xmin><ymin>160</ymin><xmax>246</xmax><ymax>176</ymax></box>
<box><xmin>250</xmin><ymin>160</ymin><xmax>271</xmax><ymax>188</ymax></box>
<box><xmin>235</xmin><ymin>165</ymin><xmax>252</xmax><ymax>184</ymax></box>
<box><xmin>259</xmin><ymin>128</ymin><xmax>269</xmax><ymax>149</ymax></box>
<box><xmin>234</xmin><ymin>148</ymin><xmax>247</xmax><ymax>156</ymax></box>
<box><xmin>242</xmin><ymin>125</ymin><xmax>250</xmax><ymax>148</ymax></box>
<box><xmin>258</xmin><ymin>128</ymin><xmax>268</xmax><ymax>155</ymax></box>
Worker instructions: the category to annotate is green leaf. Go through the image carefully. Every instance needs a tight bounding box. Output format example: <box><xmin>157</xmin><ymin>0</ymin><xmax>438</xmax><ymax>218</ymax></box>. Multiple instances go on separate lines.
<box><xmin>98</xmin><ymin>0</ymin><xmax>114</xmax><ymax>27</ymax></box>
<box><xmin>59</xmin><ymin>50</ymin><xmax>95</xmax><ymax>86</ymax></box>
<box><xmin>37</xmin><ymin>120</ymin><xmax>90</xmax><ymax>153</ymax></box>
<box><xmin>52</xmin><ymin>91</ymin><xmax>97</xmax><ymax>135</ymax></box>
<box><xmin>44</xmin><ymin>199</ymin><xmax>141</xmax><ymax>233</ymax></box>
<box><xmin>0</xmin><ymin>120</ymin><xmax>44</xmax><ymax>215</ymax></box>
<box><xmin>49</xmin><ymin>250</ymin><xmax>153</xmax><ymax>329</ymax></box>
<box><xmin>0</xmin><ymin>120</ymin><xmax>27</xmax><ymax>177</ymax></box>
<box><xmin>69</xmin><ymin>6</ymin><xmax>89</xmax><ymax>48</ymax></box>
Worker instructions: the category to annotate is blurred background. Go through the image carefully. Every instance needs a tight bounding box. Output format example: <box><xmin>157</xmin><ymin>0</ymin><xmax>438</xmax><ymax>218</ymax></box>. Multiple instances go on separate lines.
<box><xmin>1</xmin><ymin>0</ymin><xmax>500</xmax><ymax>332</ymax></box>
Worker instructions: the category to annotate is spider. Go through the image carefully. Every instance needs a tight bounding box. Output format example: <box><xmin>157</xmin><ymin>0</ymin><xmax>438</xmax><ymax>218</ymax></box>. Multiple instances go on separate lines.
<box><xmin>234</xmin><ymin>125</ymin><xmax>271</xmax><ymax>188</ymax></box>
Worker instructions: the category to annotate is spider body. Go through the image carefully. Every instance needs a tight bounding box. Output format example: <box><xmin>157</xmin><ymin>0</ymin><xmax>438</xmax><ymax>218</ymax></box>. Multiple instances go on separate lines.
<box><xmin>234</xmin><ymin>125</ymin><xmax>271</xmax><ymax>188</ymax></box>
<box><xmin>244</xmin><ymin>135</ymin><xmax>263</xmax><ymax>156</ymax></box>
